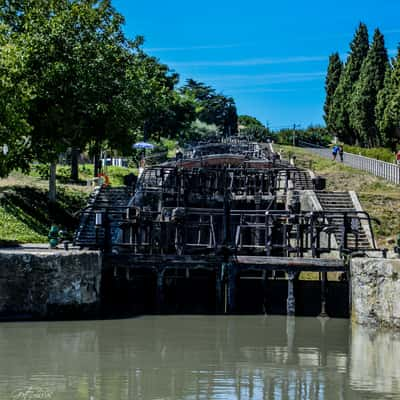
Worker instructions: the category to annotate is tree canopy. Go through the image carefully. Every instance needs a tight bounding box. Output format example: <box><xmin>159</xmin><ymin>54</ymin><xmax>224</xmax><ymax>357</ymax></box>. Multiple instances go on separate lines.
<box><xmin>328</xmin><ymin>23</ymin><xmax>369</xmax><ymax>144</ymax></box>
<box><xmin>0</xmin><ymin>1</ymin><xmax>243</xmax><ymax>198</ymax></box>
<box><xmin>349</xmin><ymin>29</ymin><xmax>388</xmax><ymax>147</ymax></box>
<box><xmin>324</xmin><ymin>23</ymin><xmax>400</xmax><ymax>149</ymax></box>
<box><xmin>324</xmin><ymin>53</ymin><xmax>342</xmax><ymax>130</ymax></box>
<box><xmin>180</xmin><ymin>79</ymin><xmax>238</xmax><ymax>136</ymax></box>
<box><xmin>238</xmin><ymin>115</ymin><xmax>264</xmax><ymax>127</ymax></box>
<box><xmin>238</xmin><ymin>115</ymin><xmax>270</xmax><ymax>141</ymax></box>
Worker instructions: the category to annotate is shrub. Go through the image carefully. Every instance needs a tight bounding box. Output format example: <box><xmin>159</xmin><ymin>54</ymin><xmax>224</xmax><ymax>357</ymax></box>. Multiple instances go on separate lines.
<box><xmin>31</xmin><ymin>164</ymin><xmax>50</xmax><ymax>179</ymax></box>
<box><xmin>343</xmin><ymin>145</ymin><xmax>395</xmax><ymax>163</ymax></box>
<box><xmin>56</xmin><ymin>166</ymin><xmax>71</xmax><ymax>183</ymax></box>
<box><xmin>105</xmin><ymin>166</ymin><xmax>137</xmax><ymax>186</ymax></box>
<box><xmin>276</xmin><ymin>126</ymin><xmax>332</xmax><ymax>147</ymax></box>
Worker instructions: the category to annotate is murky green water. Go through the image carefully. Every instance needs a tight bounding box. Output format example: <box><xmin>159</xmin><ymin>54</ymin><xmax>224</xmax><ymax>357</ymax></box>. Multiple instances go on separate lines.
<box><xmin>1</xmin><ymin>316</ymin><xmax>400</xmax><ymax>399</ymax></box>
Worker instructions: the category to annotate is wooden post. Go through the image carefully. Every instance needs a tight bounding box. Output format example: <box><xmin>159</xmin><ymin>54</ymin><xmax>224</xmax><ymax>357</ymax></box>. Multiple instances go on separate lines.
<box><xmin>320</xmin><ymin>271</ymin><xmax>328</xmax><ymax>317</ymax></box>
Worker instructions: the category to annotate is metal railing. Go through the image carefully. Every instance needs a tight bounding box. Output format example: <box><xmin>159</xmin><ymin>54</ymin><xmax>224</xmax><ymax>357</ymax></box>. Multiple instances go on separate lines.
<box><xmin>299</xmin><ymin>143</ymin><xmax>400</xmax><ymax>185</ymax></box>
<box><xmin>76</xmin><ymin>205</ymin><xmax>385</xmax><ymax>258</ymax></box>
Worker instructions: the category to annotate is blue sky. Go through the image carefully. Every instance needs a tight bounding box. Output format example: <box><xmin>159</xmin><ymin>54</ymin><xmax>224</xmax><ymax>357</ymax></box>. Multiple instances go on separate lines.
<box><xmin>113</xmin><ymin>0</ymin><xmax>400</xmax><ymax>130</ymax></box>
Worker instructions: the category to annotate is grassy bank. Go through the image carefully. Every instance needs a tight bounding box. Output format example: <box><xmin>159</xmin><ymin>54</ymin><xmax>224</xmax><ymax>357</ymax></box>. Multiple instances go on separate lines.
<box><xmin>0</xmin><ymin>165</ymin><xmax>137</xmax><ymax>245</ymax></box>
<box><xmin>278</xmin><ymin>145</ymin><xmax>400</xmax><ymax>247</ymax></box>
<box><xmin>0</xmin><ymin>174</ymin><xmax>90</xmax><ymax>244</ymax></box>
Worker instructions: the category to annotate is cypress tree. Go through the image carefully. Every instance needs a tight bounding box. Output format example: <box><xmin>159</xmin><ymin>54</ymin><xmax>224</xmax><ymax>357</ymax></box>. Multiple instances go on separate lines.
<box><xmin>376</xmin><ymin>65</ymin><xmax>393</xmax><ymax>147</ymax></box>
<box><xmin>328</xmin><ymin>23</ymin><xmax>369</xmax><ymax>143</ymax></box>
<box><xmin>349</xmin><ymin>29</ymin><xmax>389</xmax><ymax>147</ymax></box>
<box><xmin>323</xmin><ymin>53</ymin><xmax>343</xmax><ymax>129</ymax></box>
<box><xmin>378</xmin><ymin>48</ymin><xmax>400</xmax><ymax>148</ymax></box>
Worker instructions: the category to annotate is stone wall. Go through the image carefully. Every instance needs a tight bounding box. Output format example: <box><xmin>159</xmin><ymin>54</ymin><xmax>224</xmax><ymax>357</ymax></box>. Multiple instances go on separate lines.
<box><xmin>0</xmin><ymin>248</ymin><xmax>101</xmax><ymax>319</ymax></box>
<box><xmin>351</xmin><ymin>257</ymin><xmax>400</xmax><ymax>329</ymax></box>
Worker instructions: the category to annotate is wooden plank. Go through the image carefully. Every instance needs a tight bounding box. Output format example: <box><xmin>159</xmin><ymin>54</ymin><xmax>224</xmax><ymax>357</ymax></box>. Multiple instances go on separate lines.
<box><xmin>104</xmin><ymin>254</ymin><xmax>345</xmax><ymax>271</ymax></box>
<box><xmin>104</xmin><ymin>254</ymin><xmax>222</xmax><ymax>268</ymax></box>
<box><xmin>235</xmin><ymin>256</ymin><xmax>345</xmax><ymax>271</ymax></box>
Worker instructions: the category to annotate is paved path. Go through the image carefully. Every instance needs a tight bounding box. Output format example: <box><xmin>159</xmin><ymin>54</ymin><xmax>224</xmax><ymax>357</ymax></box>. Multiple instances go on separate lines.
<box><xmin>0</xmin><ymin>243</ymin><xmax>86</xmax><ymax>255</ymax></box>
<box><xmin>301</xmin><ymin>146</ymin><xmax>400</xmax><ymax>185</ymax></box>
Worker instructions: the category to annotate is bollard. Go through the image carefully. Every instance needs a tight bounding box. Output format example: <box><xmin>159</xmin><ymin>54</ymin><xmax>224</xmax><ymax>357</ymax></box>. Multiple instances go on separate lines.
<box><xmin>48</xmin><ymin>224</ymin><xmax>59</xmax><ymax>248</ymax></box>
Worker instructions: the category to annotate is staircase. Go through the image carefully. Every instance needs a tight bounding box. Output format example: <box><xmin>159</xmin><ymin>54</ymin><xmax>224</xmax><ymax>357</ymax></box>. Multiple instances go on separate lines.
<box><xmin>74</xmin><ymin>186</ymin><xmax>132</xmax><ymax>248</ymax></box>
<box><xmin>292</xmin><ymin>170</ymin><xmax>313</xmax><ymax>190</ymax></box>
<box><xmin>315</xmin><ymin>191</ymin><xmax>372</xmax><ymax>249</ymax></box>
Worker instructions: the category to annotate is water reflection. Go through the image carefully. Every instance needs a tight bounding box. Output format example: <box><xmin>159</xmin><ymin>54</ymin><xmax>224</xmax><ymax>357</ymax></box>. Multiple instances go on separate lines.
<box><xmin>0</xmin><ymin>316</ymin><xmax>399</xmax><ymax>399</ymax></box>
<box><xmin>350</xmin><ymin>324</ymin><xmax>400</xmax><ymax>397</ymax></box>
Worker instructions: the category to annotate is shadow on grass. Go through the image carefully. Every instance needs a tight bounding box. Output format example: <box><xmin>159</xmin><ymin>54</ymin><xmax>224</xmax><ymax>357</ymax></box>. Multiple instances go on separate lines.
<box><xmin>0</xmin><ymin>185</ymin><xmax>88</xmax><ymax>238</ymax></box>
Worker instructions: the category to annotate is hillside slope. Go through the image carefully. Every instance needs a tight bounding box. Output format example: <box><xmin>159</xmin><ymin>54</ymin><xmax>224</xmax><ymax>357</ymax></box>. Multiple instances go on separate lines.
<box><xmin>0</xmin><ymin>173</ymin><xmax>90</xmax><ymax>244</ymax></box>
<box><xmin>279</xmin><ymin>145</ymin><xmax>400</xmax><ymax>247</ymax></box>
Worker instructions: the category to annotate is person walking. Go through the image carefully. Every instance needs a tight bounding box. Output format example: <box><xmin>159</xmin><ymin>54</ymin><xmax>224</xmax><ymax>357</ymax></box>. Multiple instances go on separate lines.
<box><xmin>332</xmin><ymin>145</ymin><xmax>339</xmax><ymax>161</ymax></box>
<box><xmin>339</xmin><ymin>145</ymin><xmax>344</xmax><ymax>162</ymax></box>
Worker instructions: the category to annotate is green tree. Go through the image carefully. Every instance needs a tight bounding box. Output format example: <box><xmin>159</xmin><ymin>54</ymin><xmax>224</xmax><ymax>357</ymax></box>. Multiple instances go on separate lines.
<box><xmin>0</xmin><ymin>25</ymin><xmax>33</xmax><ymax>177</ymax></box>
<box><xmin>276</xmin><ymin>126</ymin><xmax>330</xmax><ymax>147</ymax></box>
<box><xmin>238</xmin><ymin>115</ymin><xmax>270</xmax><ymax>141</ymax></box>
<box><xmin>219</xmin><ymin>95</ymin><xmax>238</xmax><ymax>136</ymax></box>
<box><xmin>323</xmin><ymin>53</ymin><xmax>343</xmax><ymax>129</ymax></box>
<box><xmin>378</xmin><ymin>48</ymin><xmax>400</xmax><ymax>148</ymax></box>
<box><xmin>183</xmin><ymin>120</ymin><xmax>219</xmax><ymax>143</ymax></box>
<box><xmin>2</xmin><ymin>1</ymin><xmax>108</xmax><ymax>191</ymax></box>
<box><xmin>349</xmin><ymin>29</ymin><xmax>389</xmax><ymax>147</ymax></box>
<box><xmin>180</xmin><ymin>79</ymin><xmax>238</xmax><ymax>135</ymax></box>
<box><xmin>0</xmin><ymin>0</ymin><xmax>232</xmax><ymax>192</ymax></box>
<box><xmin>329</xmin><ymin>23</ymin><xmax>369</xmax><ymax>144</ymax></box>
<box><xmin>130</xmin><ymin>54</ymin><xmax>196</xmax><ymax>146</ymax></box>
<box><xmin>1</xmin><ymin>0</ymin><xmax>145</xmax><ymax>193</ymax></box>
<box><xmin>238</xmin><ymin>115</ymin><xmax>264</xmax><ymax>127</ymax></box>
<box><xmin>375</xmin><ymin>66</ymin><xmax>393</xmax><ymax>146</ymax></box>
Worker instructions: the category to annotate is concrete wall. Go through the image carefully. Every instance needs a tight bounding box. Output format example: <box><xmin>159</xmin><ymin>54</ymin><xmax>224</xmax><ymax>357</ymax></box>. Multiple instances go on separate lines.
<box><xmin>349</xmin><ymin>191</ymin><xmax>375</xmax><ymax>248</ymax></box>
<box><xmin>0</xmin><ymin>248</ymin><xmax>101</xmax><ymax>319</ymax></box>
<box><xmin>300</xmin><ymin>190</ymin><xmax>322</xmax><ymax>212</ymax></box>
<box><xmin>351</xmin><ymin>257</ymin><xmax>400</xmax><ymax>329</ymax></box>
